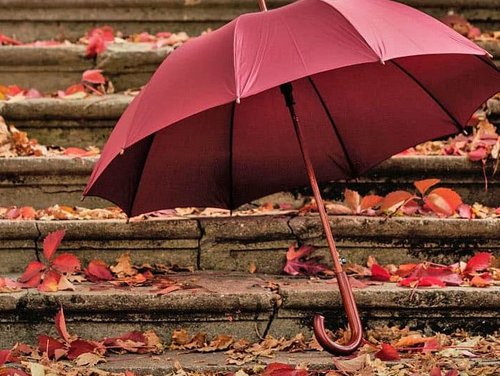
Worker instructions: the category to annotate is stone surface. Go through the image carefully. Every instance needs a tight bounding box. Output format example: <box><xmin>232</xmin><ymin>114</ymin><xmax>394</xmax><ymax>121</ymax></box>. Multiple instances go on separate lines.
<box><xmin>0</xmin><ymin>271</ymin><xmax>498</xmax><ymax>348</ymax></box>
<box><xmin>1</xmin><ymin>214</ymin><xmax>497</xmax><ymax>273</ymax></box>
<box><xmin>0</xmin><ymin>156</ymin><xmax>498</xmax><ymax>208</ymax></box>
<box><xmin>0</xmin><ymin>0</ymin><xmax>498</xmax><ymax>42</ymax></box>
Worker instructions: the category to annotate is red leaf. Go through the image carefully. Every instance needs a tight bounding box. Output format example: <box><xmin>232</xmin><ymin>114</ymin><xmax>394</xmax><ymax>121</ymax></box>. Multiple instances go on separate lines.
<box><xmin>18</xmin><ymin>206</ymin><xmax>36</xmax><ymax>220</ymax></box>
<box><xmin>379</xmin><ymin>191</ymin><xmax>414</xmax><ymax>213</ymax></box>
<box><xmin>468</xmin><ymin>147</ymin><xmax>488</xmax><ymax>161</ymax></box>
<box><xmin>63</xmin><ymin>147</ymin><xmax>93</xmax><ymax>157</ymax></box>
<box><xmin>457</xmin><ymin>203</ymin><xmax>472</xmax><ymax>219</ymax></box>
<box><xmin>398</xmin><ymin>276</ymin><xmax>445</xmax><ymax>288</ymax></box>
<box><xmin>371</xmin><ymin>264</ymin><xmax>391</xmax><ymax>282</ymax></box>
<box><xmin>43</xmin><ymin>229</ymin><xmax>65</xmax><ymax>261</ymax></box>
<box><xmin>88</xmin><ymin>26</ymin><xmax>115</xmax><ymax>42</ymax></box>
<box><xmin>375</xmin><ymin>343</ymin><xmax>400</xmax><ymax>361</ymax></box>
<box><xmin>360</xmin><ymin>194</ymin><xmax>383</xmax><ymax>211</ymax></box>
<box><xmin>430</xmin><ymin>366</ymin><xmax>442</xmax><ymax>376</ymax></box>
<box><xmin>38</xmin><ymin>335</ymin><xmax>65</xmax><ymax>359</ymax></box>
<box><xmin>65</xmin><ymin>83</ymin><xmax>86</xmax><ymax>95</ymax></box>
<box><xmin>55</xmin><ymin>307</ymin><xmax>71</xmax><ymax>342</ymax></box>
<box><xmin>38</xmin><ymin>270</ymin><xmax>61</xmax><ymax>292</ymax></box>
<box><xmin>465</xmin><ymin>252</ymin><xmax>492</xmax><ymax>274</ymax></box>
<box><xmin>262</xmin><ymin>363</ymin><xmax>308</xmax><ymax>376</ymax></box>
<box><xmin>82</xmin><ymin>69</ymin><xmax>106</xmax><ymax>84</ymax></box>
<box><xmin>0</xmin><ymin>350</ymin><xmax>11</xmax><ymax>366</ymax></box>
<box><xmin>414</xmin><ymin>179</ymin><xmax>440</xmax><ymax>196</ymax></box>
<box><xmin>425</xmin><ymin>188</ymin><xmax>462</xmax><ymax>217</ymax></box>
<box><xmin>284</xmin><ymin>244</ymin><xmax>328</xmax><ymax>276</ymax></box>
<box><xmin>422</xmin><ymin>338</ymin><xmax>441</xmax><ymax>353</ymax></box>
<box><xmin>86</xmin><ymin>35</ymin><xmax>107</xmax><ymax>58</ymax></box>
<box><xmin>18</xmin><ymin>261</ymin><xmax>45</xmax><ymax>284</ymax></box>
<box><xmin>52</xmin><ymin>253</ymin><xmax>81</xmax><ymax>274</ymax></box>
<box><xmin>0</xmin><ymin>368</ymin><xmax>30</xmax><ymax>376</ymax></box>
<box><xmin>85</xmin><ymin>259</ymin><xmax>114</xmax><ymax>281</ymax></box>
<box><xmin>67</xmin><ymin>339</ymin><xmax>100</xmax><ymax>360</ymax></box>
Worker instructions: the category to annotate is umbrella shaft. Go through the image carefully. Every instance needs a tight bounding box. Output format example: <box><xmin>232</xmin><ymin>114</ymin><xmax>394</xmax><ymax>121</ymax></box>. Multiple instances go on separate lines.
<box><xmin>280</xmin><ymin>83</ymin><xmax>343</xmax><ymax>274</ymax></box>
<box><xmin>257</xmin><ymin>0</ymin><xmax>268</xmax><ymax>11</ymax></box>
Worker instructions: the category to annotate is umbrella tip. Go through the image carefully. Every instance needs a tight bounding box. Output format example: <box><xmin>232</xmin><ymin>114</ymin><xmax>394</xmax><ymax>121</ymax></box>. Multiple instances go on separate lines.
<box><xmin>120</xmin><ymin>148</ymin><xmax>125</xmax><ymax>155</ymax></box>
<box><xmin>486</xmin><ymin>52</ymin><xmax>493</xmax><ymax>59</ymax></box>
<box><xmin>380</xmin><ymin>59</ymin><xmax>386</xmax><ymax>65</ymax></box>
<box><xmin>80</xmin><ymin>195</ymin><xmax>85</xmax><ymax>202</ymax></box>
<box><xmin>236</xmin><ymin>97</ymin><xmax>241</xmax><ymax>104</ymax></box>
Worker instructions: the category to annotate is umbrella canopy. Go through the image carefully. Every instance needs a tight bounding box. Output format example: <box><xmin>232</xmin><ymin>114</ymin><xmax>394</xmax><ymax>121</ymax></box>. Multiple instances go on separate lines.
<box><xmin>84</xmin><ymin>0</ymin><xmax>499</xmax><ymax>216</ymax></box>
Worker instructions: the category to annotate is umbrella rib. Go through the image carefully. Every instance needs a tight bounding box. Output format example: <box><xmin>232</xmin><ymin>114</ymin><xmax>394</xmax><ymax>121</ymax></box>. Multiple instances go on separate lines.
<box><xmin>307</xmin><ymin>76</ymin><xmax>356</xmax><ymax>177</ymax></box>
<box><xmin>390</xmin><ymin>60</ymin><xmax>464</xmax><ymax>134</ymax></box>
<box><xmin>228</xmin><ymin>102</ymin><xmax>236</xmax><ymax>211</ymax></box>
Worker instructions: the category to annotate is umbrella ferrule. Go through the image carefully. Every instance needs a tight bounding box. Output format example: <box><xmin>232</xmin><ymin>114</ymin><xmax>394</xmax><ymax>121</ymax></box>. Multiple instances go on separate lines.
<box><xmin>280</xmin><ymin>82</ymin><xmax>295</xmax><ymax>108</ymax></box>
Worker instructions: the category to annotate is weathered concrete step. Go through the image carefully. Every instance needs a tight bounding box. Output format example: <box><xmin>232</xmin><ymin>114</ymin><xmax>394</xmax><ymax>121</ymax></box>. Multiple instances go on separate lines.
<box><xmin>0</xmin><ymin>156</ymin><xmax>497</xmax><ymax>209</ymax></box>
<box><xmin>0</xmin><ymin>272</ymin><xmax>498</xmax><ymax>348</ymax></box>
<box><xmin>0</xmin><ymin>44</ymin><xmax>172</xmax><ymax>93</ymax></box>
<box><xmin>100</xmin><ymin>352</ymin><xmax>500</xmax><ymax>376</ymax></box>
<box><xmin>0</xmin><ymin>38</ymin><xmax>498</xmax><ymax>93</ymax></box>
<box><xmin>2</xmin><ymin>94</ymin><xmax>499</xmax><ymax>148</ymax></box>
<box><xmin>0</xmin><ymin>216</ymin><xmax>498</xmax><ymax>274</ymax></box>
<box><xmin>0</xmin><ymin>0</ymin><xmax>499</xmax><ymax>42</ymax></box>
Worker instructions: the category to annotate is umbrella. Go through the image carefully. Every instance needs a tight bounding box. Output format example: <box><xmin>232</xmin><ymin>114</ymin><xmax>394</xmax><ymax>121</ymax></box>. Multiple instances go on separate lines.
<box><xmin>84</xmin><ymin>0</ymin><xmax>500</xmax><ymax>354</ymax></box>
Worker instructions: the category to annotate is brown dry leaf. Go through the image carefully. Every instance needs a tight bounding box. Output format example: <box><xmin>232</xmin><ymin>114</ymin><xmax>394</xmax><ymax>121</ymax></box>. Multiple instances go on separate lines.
<box><xmin>394</xmin><ymin>334</ymin><xmax>435</xmax><ymax>348</ymax></box>
<box><xmin>198</xmin><ymin>334</ymin><xmax>234</xmax><ymax>352</ymax></box>
<box><xmin>333</xmin><ymin>354</ymin><xmax>372</xmax><ymax>373</ymax></box>
<box><xmin>248</xmin><ymin>262</ymin><xmax>257</xmax><ymax>274</ymax></box>
<box><xmin>110</xmin><ymin>253</ymin><xmax>137</xmax><ymax>278</ymax></box>
<box><xmin>74</xmin><ymin>352</ymin><xmax>106</xmax><ymax>367</ymax></box>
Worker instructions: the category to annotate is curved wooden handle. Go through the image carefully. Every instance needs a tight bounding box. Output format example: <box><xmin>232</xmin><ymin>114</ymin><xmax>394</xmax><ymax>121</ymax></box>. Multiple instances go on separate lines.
<box><xmin>313</xmin><ymin>271</ymin><xmax>363</xmax><ymax>355</ymax></box>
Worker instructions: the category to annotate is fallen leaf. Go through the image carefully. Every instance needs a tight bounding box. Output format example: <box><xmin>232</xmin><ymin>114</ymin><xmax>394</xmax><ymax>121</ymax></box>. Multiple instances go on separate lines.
<box><xmin>375</xmin><ymin>343</ymin><xmax>400</xmax><ymax>361</ymax></box>
<box><xmin>85</xmin><ymin>259</ymin><xmax>114</xmax><ymax>282</ymax></box>
<box><xmin>82</xmin><ymin>69</ymin><xmax>106</xmax><ymax>84</ymax></box>
<box><xmin>414</xmin><ymin>179</ymin><xmax>441</xmax><ymax>196</ymax></box>
<box><xmin>55</xmin><ymin>307</ymin><xmax>71</xmax><ymax>342</ymax></box>
<box><xmin>371</xmin><ymin>264</ymin><xmax>391</xmax><ymax>282</ymax></box>
<box><xmin>464</xmin><ymin>252</ymin><xmax>492</xmax><ymax>274</ymax></box>
<box><xmin>43</xmin><ymin>229</ymin><xmax>66</xmax><ymax>261</ymax></box>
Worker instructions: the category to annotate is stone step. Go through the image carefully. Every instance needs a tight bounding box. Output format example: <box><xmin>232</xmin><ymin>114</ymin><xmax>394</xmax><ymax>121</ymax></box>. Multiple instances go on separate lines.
<box><xmin>101</xmin><ymin>352</ymin><xmax>500</xmax><ymax>375</ymax></box>
<box><xmin>0</xmin><ymin>271</ymin><xmax>498</xmax><ymax>348</ymax></box>
<box><xmin>0</xmin><ymin>0</ymin><xmax>499</xmax><ymax>42</ymax></box>
<box><xmin>0</xmin><ymin>37</ymin><xmax>498</xmax><ymax>93</ymax></box>
<box><xmin>0</xmin><ymin>215</ymin><xmax>498</xmax><ymax>274</ymax></box>
<box><xmin>0</xmin><ymin>156</ymin><xmax>497</xmax><ymax>209</ymax></box>
<box><xmin>1</xmin><ymin>93</ymin><xmax>499</xmax><ymax>148</ymax></box>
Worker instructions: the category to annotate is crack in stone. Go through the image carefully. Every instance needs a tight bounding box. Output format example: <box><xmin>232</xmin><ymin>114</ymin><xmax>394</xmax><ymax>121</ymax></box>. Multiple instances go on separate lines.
<box><xmin>33</xmin><ymin>222</ymin><xmax>43</xmax><ymax>262</ymax></box>
<box><xmin>195</xmin><ymin>219</ymin><xmax>205</xmax><ymax>270</ymax></box>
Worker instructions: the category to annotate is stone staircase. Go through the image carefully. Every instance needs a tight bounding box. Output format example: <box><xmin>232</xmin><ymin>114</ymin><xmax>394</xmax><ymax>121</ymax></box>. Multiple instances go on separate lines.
<box><xmin>0</xmin><ymin>1</ymin><xmax>499</xmax><ymax>373</ymax></box>
<box><xmin>1</xmin><ymin>0</ymin><xmax>499</xmax><ymax>42</ymax></box>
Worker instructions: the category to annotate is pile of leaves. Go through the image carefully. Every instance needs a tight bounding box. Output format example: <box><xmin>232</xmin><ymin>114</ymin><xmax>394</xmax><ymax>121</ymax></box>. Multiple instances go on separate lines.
<box><xmin>0</xmin><ymin>116</ymin><xmax>100</xmax><ymax>158</ymax></box>
<box><xmin>302</xmin><ymin>179</ymin><xmax>499</xmax><ymax>219</ymax></box>
<box><xmin>1</xmin><ymin>319</ymin><xmax>499</xmax><ymax>375</ymax></box>
<box><xmin>0</xmin><ymin>230</ymin><xmax>196</xmax><ymax>294</ymax></box>
<box><xmin>0</xmin><ymin>25</ymin><xmax>191</xmax><ymax>57</ymax></box>
<box><xmin>0</xmin><ymin>69</ymin><xmax>114</xmax><ymax>101</ymax></box>
<box><xmin>0</xmin><ymin>307</ymin><xmax>163</xmax><ymax>375</ymax></box>
<box><xmin>284</xmin><ymin>243</ymin><xmax>499</xmax><ymax>289</ymax></box>
<box><xmin>0</xmin><ymin>205</ymin><xmax>124</xmax><ymax>221</ymax></box>
<box><xmin>401</xmin><ymin>117</ymin><xmax>499</xmax><ymax>169</ymax></box>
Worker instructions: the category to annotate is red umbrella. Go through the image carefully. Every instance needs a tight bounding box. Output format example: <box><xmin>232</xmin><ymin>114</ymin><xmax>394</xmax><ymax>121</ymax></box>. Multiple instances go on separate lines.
<box><xmin>84</xmin><ymin>0</ymin><xmax>500</xmax><ymax>354</ymax></box>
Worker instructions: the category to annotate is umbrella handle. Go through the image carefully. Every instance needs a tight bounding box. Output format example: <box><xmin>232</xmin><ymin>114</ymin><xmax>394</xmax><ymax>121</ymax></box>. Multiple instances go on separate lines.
<box><xmin>313</xmin><ymin>271</ymin><xmax>364</xmax><ymax>355</ymax></box>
